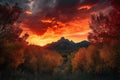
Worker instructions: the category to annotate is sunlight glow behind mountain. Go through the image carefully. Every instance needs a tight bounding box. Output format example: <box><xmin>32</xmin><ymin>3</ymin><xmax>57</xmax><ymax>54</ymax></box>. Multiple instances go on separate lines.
<box><xmin>20</xmin><ymin>0</ymin><xmax>111</xmax><ymax>46</ymax></box>
<box><xmin>21</xmin><ymin>19</ymin><xmax>90</xmax><ymax>46</ymax></box>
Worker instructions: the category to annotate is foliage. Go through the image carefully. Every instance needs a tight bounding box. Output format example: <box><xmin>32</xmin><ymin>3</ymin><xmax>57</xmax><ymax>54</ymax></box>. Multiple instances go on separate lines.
<box><xmin>88</xmin><ymin>0</ymin><xmax>120</xmax><ymax>44</ymax></box>
<box><xmin>88</xmin><ymin>12</ymin><xmax>120</xmax><ymax>44</ymax></box>
<box><xmin>0</xmin><ymin>3</ymin><xmax>22</xmax><ymax>25</ymax></box>
<box><xmin>72</xmin><ymin>45</ymin><xmax>103</xmax><ymax>73</ymax></box>
<box><xmin>0</xmin><ymin>40</ymin><xmax>25</xmax><ymax>68</ymax></box>
<box><xmin>0</xmin><ymin>4</ymin><xmax>28</xmax><ymax>80</ymax></box>
<box><xmin>83</xmin><ymin>0</ymin><xmax>120</xmax><ymax>75</ymax></box>
<box><xmin>72</xmin><ymin>44</ymin><xmax>120</xmax><ymax>75</ymax></box>
<box><xmin>21</xmin><ymin>45</ymin><xmax>63</xmax><ymax>74</ymax></box>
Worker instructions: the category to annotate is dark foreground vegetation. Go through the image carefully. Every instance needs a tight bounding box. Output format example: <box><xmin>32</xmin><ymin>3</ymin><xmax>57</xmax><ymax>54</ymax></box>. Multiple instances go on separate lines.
<box><xmin>0</xmin><ymin>0</ymin><xmax>120</xmax><ymax>80</ymax></box>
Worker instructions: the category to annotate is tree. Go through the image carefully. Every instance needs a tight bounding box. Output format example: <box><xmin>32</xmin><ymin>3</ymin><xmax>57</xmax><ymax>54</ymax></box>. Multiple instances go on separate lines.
<box><xmin>100</xmin><ymin>42</ymin><xmax>120</xmax><ymax>74</ymax></box>
<box><xmin>88</xmin><ymin>13</ymin><xmax>120</xmax><ymax>44</ymax></box>
<box><xmin>72</xmin><ymin>45</ymin><xmax>104</xmax><ymax>74</ymax></box>
<box><xmin>0</xmin><ymin>3</ymin><xmax>22</xmax><ymax>25</ymax></box>
<box><xmin>17</xmin><ymin>45</ymin><xmax>63</xmax><ymax>80</ymax></box>
<box><xmin>72</xmin><ymin>48</ymin><xmax>87</xmax><ymax>73</ymax></box>
<box><xmin>0</xmin><ymin>4</ymin><xmax>28</xmax><ymax>80</ymax></box>
<box><xmin>0</xmin><ymin>3</ymin><xmax>29</xmax><ymax>41</ymax></box>
<box><xmin>88</xmin><ymin>0</ymin><xmax>120</xmax><ymax>44</ymax></box>
<box><xmin>88</xmin><ymin>0</ymin><xmax>120</xmax><ymax>76</ymax></box>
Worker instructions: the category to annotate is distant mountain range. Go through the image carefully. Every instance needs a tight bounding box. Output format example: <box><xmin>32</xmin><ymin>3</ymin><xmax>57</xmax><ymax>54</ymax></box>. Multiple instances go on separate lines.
<box><xmin>44</xmin><ymin>37</ymin><xmax>90</xmax><ymax>54</ymax></box>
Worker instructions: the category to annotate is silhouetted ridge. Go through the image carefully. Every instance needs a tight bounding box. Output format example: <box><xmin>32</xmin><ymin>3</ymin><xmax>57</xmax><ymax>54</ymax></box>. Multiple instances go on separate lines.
<box><xmin>76</xmin><ymin>40</ymin><xmax>90</xmax><ymax>48</ymax></box>
<box><xmin>44</xmin><ymin>37</ymin><xmax>90</xmax><ymax>54</ymax></box>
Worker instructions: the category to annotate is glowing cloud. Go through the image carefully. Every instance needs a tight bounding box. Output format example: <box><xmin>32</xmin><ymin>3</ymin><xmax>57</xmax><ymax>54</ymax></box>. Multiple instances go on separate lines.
<box><xmin>25</xmin><ymin>10</ymin><xmax>32</xmax><ymax>15</ymax></box>
<box><xmin>20</xmin><ymin>0</ymin><xmax>111</xmax><ymax>46</ymax></box>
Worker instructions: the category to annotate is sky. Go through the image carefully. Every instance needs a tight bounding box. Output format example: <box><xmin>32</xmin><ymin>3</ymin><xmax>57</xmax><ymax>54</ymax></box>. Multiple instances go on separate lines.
<box><xmin>0</xmin><ymin>0</ymin><xmax>112</xmax><ymax>46</ymax></box>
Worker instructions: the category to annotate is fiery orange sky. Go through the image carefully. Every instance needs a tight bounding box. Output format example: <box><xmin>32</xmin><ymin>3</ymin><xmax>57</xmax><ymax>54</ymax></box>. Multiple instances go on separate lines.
<box><xmin>21</xmin><ymin>18</ymin><xmax>91</xmax><ymax>46</ymax></box>
<box><xmin>20</xmin><ymin>0</ymin><xmax>112</xmax><ymax>46</ymax></box>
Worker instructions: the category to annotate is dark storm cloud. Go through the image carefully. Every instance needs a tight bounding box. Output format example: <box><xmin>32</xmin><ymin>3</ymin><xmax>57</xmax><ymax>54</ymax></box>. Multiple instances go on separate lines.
<box><xmin>22</xmin><ymin>0</ymin><xmax>111</xmax><ymax>35</ymax></box>
<box><xmin>0</xmin><ymin>0</ymin><xmax>111</xmax><ymax>35</ymax></box>
<box><xmin>0</xmin><ymin>0</ymin><xmax>30</xmax><ymax>10</ymax></box>
<box><xmin>56</xmin><ymin>0</ymin><xmax>80</xmax><ymax>8</ymax></box>
<box><xmin>81</xmin><ymin>0</ymin><xmax>98</xmax><ymax>5</ymax></box>
<box><xmin>29</xmin><ymin>0</ymin><xmax>110</xmax><ymax>19</ymax></box>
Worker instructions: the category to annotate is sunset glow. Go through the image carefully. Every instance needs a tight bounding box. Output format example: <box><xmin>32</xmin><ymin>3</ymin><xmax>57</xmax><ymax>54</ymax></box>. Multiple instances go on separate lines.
<box><xmin>78</xmin><ymin>5</ymin><xmax>92</xmax><ymax>10</ymax></box>
<box><xmin>21</xmin><ymin>18</ymin><xmax>90</xmax><ymax>46</ymax></box>
<box><xmin>25</xmin><ymin>10</ymin><xmax>32</xmax><ymax>15</ymax></box>
<box><xmin>41</xmin><ymin>18</ymin><xmax>54</xmax><ymax>23</ymax></box>
<box><xmin>20</xmin><ymin>0</ymin><xmax>111</xmax><ymax>46</ymax></box>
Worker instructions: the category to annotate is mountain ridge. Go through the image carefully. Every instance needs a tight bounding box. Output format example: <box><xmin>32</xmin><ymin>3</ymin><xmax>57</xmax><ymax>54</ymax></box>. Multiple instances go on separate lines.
<box><xmin>44</xmin><ymin>37</ymin><xmax>90</xmax><ymax>54</ymax></box>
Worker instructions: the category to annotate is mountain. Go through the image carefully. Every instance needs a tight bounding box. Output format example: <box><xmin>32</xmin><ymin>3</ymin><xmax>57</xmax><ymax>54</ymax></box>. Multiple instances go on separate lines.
<box><xmin>44</xmin><ymin>37</ymin><xmax>90</xmax><ymax>54</ymax></box>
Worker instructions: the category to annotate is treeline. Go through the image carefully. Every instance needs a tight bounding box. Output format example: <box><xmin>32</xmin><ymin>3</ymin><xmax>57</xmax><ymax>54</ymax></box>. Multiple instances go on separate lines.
<box><xmin>0</xmin><ymin>40</ymin><xmax>63</xmax><ymax>80</ymax></box>
<box><xmin>72</xmin><ymin>44</ymin><xmax>120</xmax><ymax>75</ymax></box>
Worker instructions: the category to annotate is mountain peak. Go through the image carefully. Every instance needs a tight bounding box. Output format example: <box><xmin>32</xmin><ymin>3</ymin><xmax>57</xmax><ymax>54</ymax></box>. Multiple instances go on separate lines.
<box><xmin>61</xmin><ymin>37</ymin><xmax>65</xmax><ymax>40</ymax></box>
<box><xmin>59</xmin><ymin>37</ymin><xmax>68</xmax><ymax>41</ymax></box>
<box><xmin>58</xmin><ymin>37</ymin><xmax>75</xmax><ymax>44</ymax></box>
<box><xmin>44</xmin><ymin>37</ymin><xmax>90</xmax><ymax>54</ymax></box>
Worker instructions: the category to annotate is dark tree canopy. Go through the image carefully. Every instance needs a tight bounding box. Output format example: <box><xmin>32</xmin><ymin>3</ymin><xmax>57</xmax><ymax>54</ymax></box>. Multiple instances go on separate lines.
<box><xmin>88</xmin><ymin>0</ymin><xmax>120</xmax><ymax>44</ymax></box>
<box><xmin>0</xmin><ymin>3</ymin><xmax>22</xmax><ymax>25</ymax></box>
<box><xmin>0</xmin><ymin>3</ymin><xmax>28</xmax><ymax>41</ymax></box>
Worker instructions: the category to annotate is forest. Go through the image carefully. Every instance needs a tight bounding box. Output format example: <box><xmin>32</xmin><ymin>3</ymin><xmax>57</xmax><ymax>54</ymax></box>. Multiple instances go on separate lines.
<box><xmin>0</xmin><ymin>0</ymin><xmax>120</xmax><ymax>80</ymax></box>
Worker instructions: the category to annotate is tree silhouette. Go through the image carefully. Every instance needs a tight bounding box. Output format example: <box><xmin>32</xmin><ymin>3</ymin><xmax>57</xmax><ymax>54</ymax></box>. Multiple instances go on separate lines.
<box><xmin>0</xmin><ymin>3</ymin><xmax>29</xmax><ymax>41</ymax></box>
<box><xmin>0</xmin><ymin>3</ymin><xmax>22</xmax><ymax>25</ymax></box>
<box><xmin>88</xmin><ymin>12</ymin><xmax>120</xmax><ymax>44</ymax></box>
<box><xmin>0</xmin><ymin>4</ymin><xmax>28</xmax><ymax>80</ymax></box>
